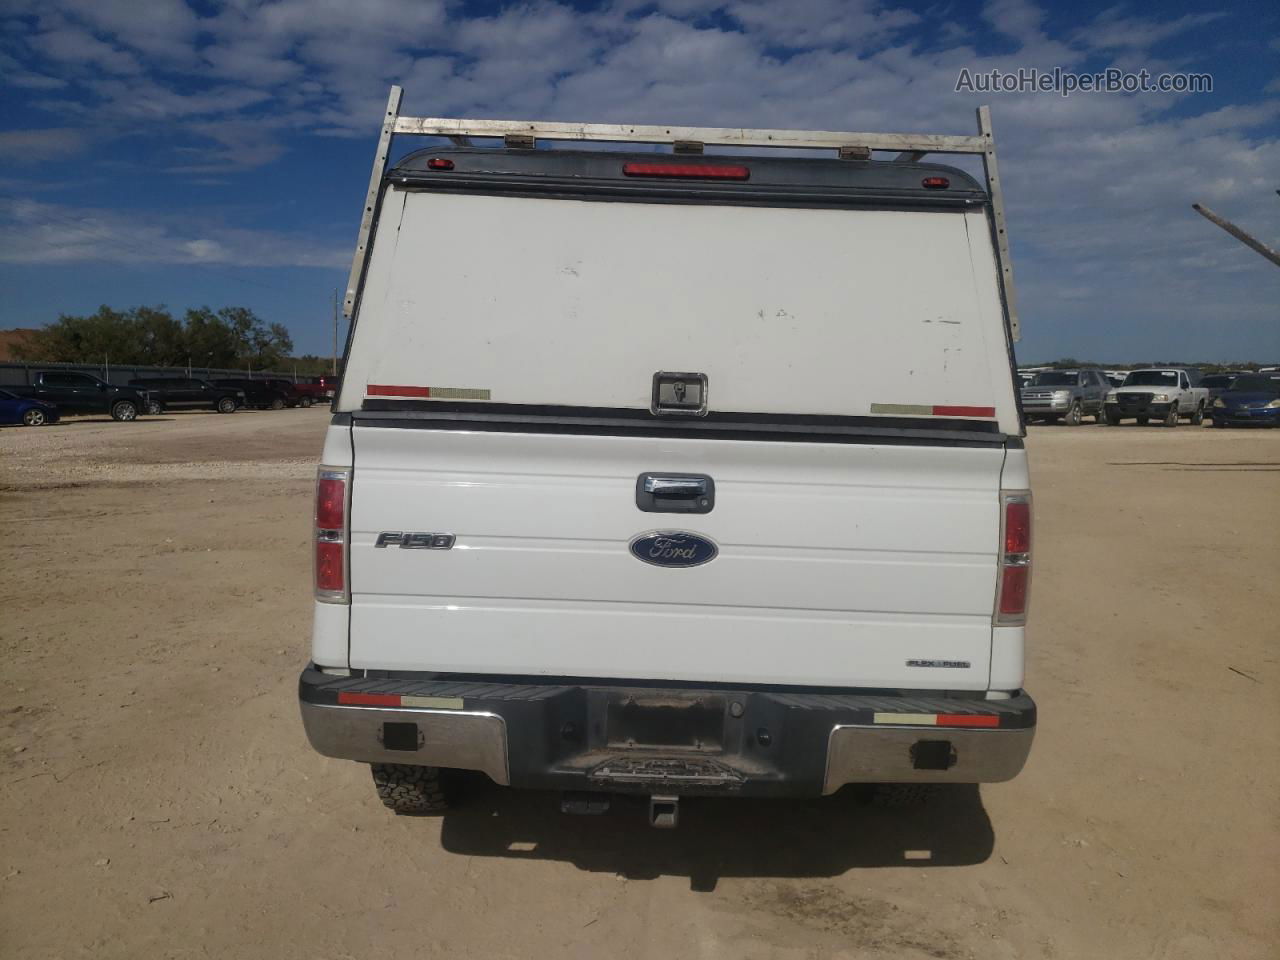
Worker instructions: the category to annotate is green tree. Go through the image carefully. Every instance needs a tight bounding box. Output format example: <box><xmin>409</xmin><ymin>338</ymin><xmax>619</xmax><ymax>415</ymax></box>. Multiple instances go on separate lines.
<box><xmin>15</xmin><ymin>304</ymin><xmax>294</xmax><ymax>371</ymax></box>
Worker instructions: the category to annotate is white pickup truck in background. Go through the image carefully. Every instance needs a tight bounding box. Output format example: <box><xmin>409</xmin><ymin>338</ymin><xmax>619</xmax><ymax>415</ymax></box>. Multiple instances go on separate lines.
<box><xmin>1104</xmin><ymin>368</ymin><xmax>1210</xmax><ymax>427</ymax></box>
<box><xmin>299</xmin><ymin>90</ymin><xmax>1036</xmax><ymax>827</ymax></box>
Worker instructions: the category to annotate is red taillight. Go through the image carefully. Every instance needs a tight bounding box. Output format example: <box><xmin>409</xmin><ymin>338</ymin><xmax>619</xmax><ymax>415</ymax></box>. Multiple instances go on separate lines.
<box><xmin>1004</xmin><ymin>499</ymin><xmax>1031</xmax><ymax>555</ymax></box>
<box><xmin>316</xmin><ymin>475</ymin><xmax>345</xmax><ymax>529</ymax></box>
<box><xmin>622</xmin><ymin>162</ymin><xmax>750</xmax><ymax>180</ymax></box>
<box><xmin>427</xmin><ymin>157</ymin><xmax>454</xmax><ymax>170</ymax></box>
<box><xmin>315</xmin><ymin>540</ymin><xmax>344</xmax><ymax>593</ymax></box>
<box><xmin>996</xmin><ymin>492</ymin><xmax>1031</xmax><ymax>625</ymax></box>
<box><xmin>315</xmin><ymin>467</ymin><xmax>349</xmax><ymax>603</ymax></box>
<box><xmin>998</xmin><ymin>566</ymin><xmax>1029</xmax><ymax>617</ymax></box>
<box><xmin>922</xmin><ymin>176</ymin><xmax>950</xmax><ymax>189</ymax></box>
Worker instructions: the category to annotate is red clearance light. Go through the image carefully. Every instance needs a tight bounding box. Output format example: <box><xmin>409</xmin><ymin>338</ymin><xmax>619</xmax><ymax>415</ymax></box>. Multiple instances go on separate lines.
<box><xmin>922</xmin><ymin>176</ymin><xmax>950</xmax><ymax>189</ymax></box>
<box><xmin>622</xmin><ymin>162</ymin><xmax>750</xmax><ymax>181</ymax></box>
<box><xmin>427</xmin><ymin>157</ymin><xmax>454</xmax><ymax>170</ymax></box>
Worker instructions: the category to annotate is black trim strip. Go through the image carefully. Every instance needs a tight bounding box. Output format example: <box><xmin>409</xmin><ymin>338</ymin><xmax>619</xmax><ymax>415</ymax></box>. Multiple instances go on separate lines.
<box><xmin>348</xmin><ymin>401</ymin><xmax>1006</xmax><ymax>446</ymax></box>
<box><xmin>388</xmin><ymin>173</ymin><xmax>985</xmax><ymax>211</ymax></box>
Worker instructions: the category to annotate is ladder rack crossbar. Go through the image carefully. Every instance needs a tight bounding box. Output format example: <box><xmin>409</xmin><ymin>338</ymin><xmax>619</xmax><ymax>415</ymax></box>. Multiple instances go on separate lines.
<box><xmin>393</xmin><ymin>116</ymin><xmax>988</xmax><ymax>154</ymax></box>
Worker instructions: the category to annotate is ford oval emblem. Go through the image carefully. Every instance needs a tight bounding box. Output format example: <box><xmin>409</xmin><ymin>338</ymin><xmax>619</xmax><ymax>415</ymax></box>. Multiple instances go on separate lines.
<box><xmin>629</xmin><ymin>531</ymin><xmax>718</xmax><ymax>568</ymax></box>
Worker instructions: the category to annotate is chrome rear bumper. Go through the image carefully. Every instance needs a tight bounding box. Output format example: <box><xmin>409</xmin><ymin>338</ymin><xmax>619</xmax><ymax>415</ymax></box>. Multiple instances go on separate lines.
<box><xmin>301</xmin><ymin>701</ymin><xmax>510</xmax><ymax>785</ymax></box>
<box><xmin>299</xmin><ymin>667</ymin><xmax>1035</xmax><ymax>797</ymax></box>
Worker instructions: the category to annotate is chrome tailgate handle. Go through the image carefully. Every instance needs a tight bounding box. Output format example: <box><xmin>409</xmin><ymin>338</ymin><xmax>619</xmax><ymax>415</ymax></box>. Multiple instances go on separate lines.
<box><xmin>644</xmin><ymin>477</ymin><xmax>706</xmax><ymax>497</ymax></box>
<box><xmin>636</xmin><ymin>474</ymin><xmax>715</xmax><ymax>514</ymax></box>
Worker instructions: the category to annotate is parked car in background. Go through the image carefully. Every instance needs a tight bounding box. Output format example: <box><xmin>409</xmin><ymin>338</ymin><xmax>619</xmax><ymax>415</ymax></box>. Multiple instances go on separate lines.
<box><xmin>1103</xmin><ymin>371</ymin><xmax>1129</xmax><ymax>387</ymax></box>
<box><xmin>1016</xmin><ymin>371</ymin><xmax>1034</xmax><ymax>388</ymax></box>
<box><xmin>0</xmin><ymin>387</ymin><xmax>59</xmax><ymax>426</ymax></box>
<box><xmin>260</xmin><ymin>378</ymin><xmax>316</xmax><ymax>407</ymax></box>
<box><xmin>1199</xmin><ymin>372</ymin><xmax>1243</xmax><ymax>414</ymax></box>
<box><xmin>9</xmin><ymin>371</ymin><xmax>149</xmax><ymax>421</ymax></box>
<box><xmin>283</xmin><ymin>377</ymin><xmax>335</xmax><ymax>405</ymax></box>
<box><xmin>128</xmin><ymin>377</ymin><xmax>243</xmax><ymax>414</ymax></box>
<box><xmin>1020</xmin><ymin>369</ymin><xmax>1109</xmax><ymax>425</ymax></box>
<box><xmin>1104</xmin><ymin>368</ymin><xmax>1208</xmax><ymax>427</ymax></box>
<box><xmin>211</xmin><ymin>378</ymin><xmax>290</xmax><ymax>410</ymax></box>
<box><xmin>1211</xmin><ymin>373</ymin><xmax>1280</xmax><ymax>427</ymax></box>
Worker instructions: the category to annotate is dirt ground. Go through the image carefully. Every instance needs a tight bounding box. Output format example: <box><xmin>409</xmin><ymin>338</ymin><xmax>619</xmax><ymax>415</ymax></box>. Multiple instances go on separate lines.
<box><xmin>1</xmin><ymin>410</ymin><xmax>1276</xmax><ymax>959</ymax></box>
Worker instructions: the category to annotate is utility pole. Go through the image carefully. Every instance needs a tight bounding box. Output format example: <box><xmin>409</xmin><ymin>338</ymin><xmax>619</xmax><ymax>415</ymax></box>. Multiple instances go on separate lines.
<box><xmin>331</xmin><ymin>288</ymin><xmax>340</xmax><ymax>376</ymax></box>
<box><xmin>1192</xmin><ymin>203</ymin><xmax>1280</xmax><ymax>268</ymax></box>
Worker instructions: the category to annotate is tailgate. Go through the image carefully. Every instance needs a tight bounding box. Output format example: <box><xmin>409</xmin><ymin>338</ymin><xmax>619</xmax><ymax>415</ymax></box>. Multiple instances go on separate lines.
<box><xmin>347</xmin><ymin>425</ymin><xmax>1004</xmax><ymax>690</ymax></box>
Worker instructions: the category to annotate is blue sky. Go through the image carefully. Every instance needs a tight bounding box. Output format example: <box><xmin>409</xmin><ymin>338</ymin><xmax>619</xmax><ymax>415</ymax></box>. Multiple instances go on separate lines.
<box><xmin>1</xmin><ymin>0</ymin><xmax>1277</xmax><ymax>363</ymax></box>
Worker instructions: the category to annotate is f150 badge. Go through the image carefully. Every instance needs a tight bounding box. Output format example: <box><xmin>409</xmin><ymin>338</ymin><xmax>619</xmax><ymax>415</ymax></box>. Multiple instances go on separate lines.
<box><xmin>375</xmin><ymin>532</ymin><xmax>455</xmax><ymax>549</ymax></box>
<box><xmin>629</xmin><ymin>531</ymin><xmax>718</xmax><ymax>568</ymax></box>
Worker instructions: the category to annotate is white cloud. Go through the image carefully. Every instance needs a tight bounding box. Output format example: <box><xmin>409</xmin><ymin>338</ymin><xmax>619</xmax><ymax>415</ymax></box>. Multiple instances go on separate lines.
<box><xmin>27</xmin><ymin>19</ymin><xmax>144</xmax><ymax>75</ymax></box>
<box><xmin>1071</xmin><ymin>10</ymin><xmax>1226</xmax><ymax>52</ymax></box>
<box><xmin>724</xmin><ymin>0</ymin><xmax>920</xmax><ymax>51</ymax></box>
<box><xmin>0</xmin><ymin>128</ymin><xmax>88</xmax><ymax>163</ymax></box>
<box><xmin>0</xmin><ymin>197</ymin><xmax>348</xmax><ymax>268</ymax></box>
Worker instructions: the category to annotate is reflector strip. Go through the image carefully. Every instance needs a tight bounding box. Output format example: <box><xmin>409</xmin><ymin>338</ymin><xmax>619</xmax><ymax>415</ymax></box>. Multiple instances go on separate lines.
<box><xmin>338</xmin><ymin>692</ymin><xmax>401</xmax><ymax>707</ymax></box>
<box><xmin>873</xmin><ymin>712</ymin><xmax>1001</xmax><ymax>728</ymax></box>
<box><xmin>366</xmin><ymin>385</ymin><xmax>492</xmax><ymax>400</ymax></box>
<box><xmin>367</xmin><ymin>384</ymin><xmax>431</xmax><ymax>398</ymax></box>
<box><xmin>873</xmin><ymin>713</ymin><xmax>937</xmax><ymax>725</ymax></box>
<box><xmin>401</xmin><ymin>695</ymin><xmax>464</xmax><ymax>710</ymax></box>
<box><xmin>870</xmin><ymin>403</ymin><xmax>996</xmax><ymax>418</ymax></box>
<box><xmin>932</xmin><ymin>405</ymin><xmax>997</xmax><ymax>418</ymax></box>
<box><xmin>334</xmin><ymin>692</ymin><xmax>466</xmax><ymax>709</ymax></box>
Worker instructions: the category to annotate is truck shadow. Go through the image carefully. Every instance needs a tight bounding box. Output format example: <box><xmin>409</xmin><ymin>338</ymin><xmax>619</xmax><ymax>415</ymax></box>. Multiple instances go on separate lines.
<box><xmin>438</xmin><ymin>779</ymin><xmax>994</xmax><ymax>891</ymax></box>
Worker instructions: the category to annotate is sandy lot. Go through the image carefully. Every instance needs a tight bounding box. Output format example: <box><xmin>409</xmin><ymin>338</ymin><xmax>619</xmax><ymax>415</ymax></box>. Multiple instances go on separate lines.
<box><xmin>1</xmin><ymin>410</ymin><xmax>1277</xmax><ymax>959</ymax></box>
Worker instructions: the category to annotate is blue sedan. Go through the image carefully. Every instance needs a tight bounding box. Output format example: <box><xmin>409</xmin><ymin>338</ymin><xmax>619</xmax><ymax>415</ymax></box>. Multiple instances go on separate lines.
<box><xmin>1211</xmin><ymin>373</ymin><xmax>1280</xmax><ymax>427</ymax></box>
<box><xmin>0</xmin><ymin>388</ymin><xmax>59</xmax><ymax>426</ymax></box>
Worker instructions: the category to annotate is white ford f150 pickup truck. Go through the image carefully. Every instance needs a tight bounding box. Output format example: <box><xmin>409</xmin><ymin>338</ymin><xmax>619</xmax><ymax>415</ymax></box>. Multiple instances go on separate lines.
<box><xmin>300</xmin><ymin>89</ymin><xmax>1036</xmax><ymax>826</ymax></box>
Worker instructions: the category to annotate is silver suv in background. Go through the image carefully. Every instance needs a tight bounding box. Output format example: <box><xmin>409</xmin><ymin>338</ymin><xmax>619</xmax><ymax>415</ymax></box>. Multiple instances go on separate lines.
<box><xmin>1020</xmin><ymin>369</ymin><xmax>1109</xmax><ymax>425</ymax></box>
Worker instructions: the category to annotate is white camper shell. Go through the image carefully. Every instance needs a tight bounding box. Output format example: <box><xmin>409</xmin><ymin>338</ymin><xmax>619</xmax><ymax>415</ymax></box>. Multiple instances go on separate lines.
<box><xmin>301</xmin><ymin>88</ymin><xmax>1036</xmax><ymax>823</ymax></box>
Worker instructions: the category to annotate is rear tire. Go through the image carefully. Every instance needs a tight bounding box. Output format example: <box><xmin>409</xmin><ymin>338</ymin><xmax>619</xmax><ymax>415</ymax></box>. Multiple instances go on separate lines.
<box><xmin>1163</xmin><ymin>405</ymin><xmax>1179</xmax><ymax>428</ymax></box>
<box><xmin>1094</xmin><ymin>405</ymin><xmax>1107</xmax><ymax>423</ymax></box>
<box><xmin>269</xmin><ymin>397</ymin><xmax>285</xmax><ymax>410</ymax></box>
<box><xmin>216</xmin><ymin>397</ymin><xmax>237</xmax><ymax>414</ymax></box>
<box><xmin>1190</xmin><ymin>403</ymin><xmax>1205</xmax><ymax>426</ymax></box>
<box><xmin>1105</xmin><ymin>410</ymin><xmax>1122</xmax><ymax>426</ymax></box>
<box><xmin>300</xmin><ymin>396</ymin><xmax>314</xmax><ymax>408</ymax></box>
<box><xmin>872</xmin><ymin>784</ymin><xmax>940</xmax><ymax>808</ymax></box>
<box><xmin>146</xmin><ymin>400</ymin><xmax>164</xmax><ymax>416</ymax></box>
<box><xmin>1064</xmin><ymin>401</ymin><xmax>1082</xmax><ymax>426</ymax></box>
<box><xmin>110</xmin><ymin>400</ymin><xmax>138</xmax><ymax>422</ymax></box>
<box><xmin>371</xmin><ymin>763</ymin><xmax>450</xmax><ymax>815</ymax></box>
